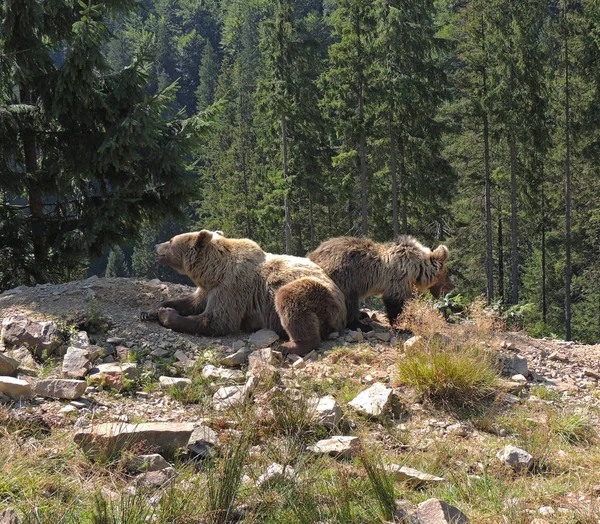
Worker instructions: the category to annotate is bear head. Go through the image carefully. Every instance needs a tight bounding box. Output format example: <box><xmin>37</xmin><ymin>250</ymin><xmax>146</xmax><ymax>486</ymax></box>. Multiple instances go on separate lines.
<box><xmin>415</xmin><ymin>244</ymin><xmax>453</xmax><ymax>297</ymax></box>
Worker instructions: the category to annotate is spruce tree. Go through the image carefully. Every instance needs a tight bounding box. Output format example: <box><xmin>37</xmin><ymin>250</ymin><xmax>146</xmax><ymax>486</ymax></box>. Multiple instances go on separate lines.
<box><xmin>105</xmin><ymin>246</ymin><xmax>129</xmax><ymax>277</ymax></box>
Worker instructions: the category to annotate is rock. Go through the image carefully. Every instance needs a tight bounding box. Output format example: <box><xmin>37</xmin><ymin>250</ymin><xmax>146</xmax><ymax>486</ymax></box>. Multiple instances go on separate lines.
<box><xmin>538</xmin><ymin>506</ymin><xmax>554</xmax><ymax>516</ymax></box>
<box><xmin>530</xmin><ymin>520</ymin><xmax>551</xmax><ymax>524</ymax></box>
<box><xmin>189</xmin><ymin>425</ymin><xmax>218</xmax><ymax>446</ymax></box>
<box><xmin>307</xmin><ymin>436</ymin><xmax>360</xmax><ymax>459</ymax></box>
<box><xmin>88</xmin><ymin>363</ymin><xmax>138</xmax><ymax>391</ymax></box>
<box><xmin>73</xmin><ymin>331</ymin><xmax>90</xmax><ymax>348</ymax></box>
<box><xmin>511</xmin><ymin>374</ymin><xmax>528</xmax><ymax>383</ymax></box>
<box><xmin>256</xmin><ymin>463</ymin><xmax>295</xmax><ymax>488</ymax></box>
<box><xmin>33</xmin><ymin>379</ymin><xmax>87</xmax><ymax>400</ymax></box>
<box><xmin>115</xmin><ymin>346</ymin><xmax>130</xmax><ymax>361</ymax></box>
<box><xmin>150</xmin><ymin>348</ymin><xmax>169</xmax><ymax>358</ymax></box>
<box><xmin>220</xmin><ymin>347</ymin><xmax>253</xmax><ymax>367</ymax></box>
<box><xmin>62</xmin><ymin>347</ymin><xmax>92</xmax><ymax>378</ymax></box>
<box><xmin>584</xmin><ymin>368</ymin><xmax>600</xmax><ymax>380</ymax></box>
<box><xmin>248</xmin><ymin>329</ymin><xmax>279</xmax><ymax>349</ymax></box>
<box><xmin>446</xmin><ymin>423</ymin><xmax>469</xmax><ymax>437</ymax></box>
<box><xmin>202</xmin><ymin>364</ymin><xmax>245</xmax><ymax>383</ymax></box>
<box><xmin>348</xmin><ymin>382</ymin><xmax>394</xmax><ymax>417</ymax></box>
<box><xmin>174</xmin><ymin>350</ymin><xmax>191</xmax><ymax>363</ymax></box>
<box><xmin>313</xmin><ymin>395</ymin><xmax>342</xmax><ymax>428</ymax></box>
<box><xmin>1</xmin><ymin>316</ymin><xmax>63</xmax><ymax>357</ymax></box>
<box><xmin>346</xmin><ymin>330</ymin><xmax>364</xmax><ymax>343</ymax></box>
<box><xmin>59</xmin><ymin>405</ymin><xmax>78</xmax><ymax>415</ymax></box>
<box><xmin>404</xmin><ymin>336</ymin><xmax>423</xmax><ymax>352</ymax></box>
<box><xmin>213</xmin><ymin>385</ymin><xmax>246</xmax><ymax>410</ymax></box>
<box><xmin>158</xmin><ymin>376</ymin><xmax>192</xmax><ymax>389</ymax></box>
<box><xmin>0</xmin><ymin>507</ymin><xmax>19</xmax><ymax>524</ymax></box>
<box><xmin>248</xmin><ymin>348</ymin><xmax>282</xmax><ymax>377</ymax></box>
<box><xmin>500</xmin><ymin>355</ymin><xmax>529</xmax><ymax>377</ymax></box>
<box><xmin>74</xmin><ymin>422</ymin><xmax>194</xmax><ymax>458</ymax></box>
<box><xmin>132</xmin><ymin>468</ymin><xmax>176</xmax><ymax>491</ymax></box>
<box><xmin>383</xmin><ymin>465</ymin><xmax>445</xmax><ymax>487</ymax></box>
<box><xmin>375</xmin><ymin>331</ymin><xmax>391</xmax><ymax>343</ymax></box>
<box><xmin>106</xmin><ymin>337</ymin><xmax>124</xmax><ymax>345</ymax></box>
<box><xmin>496</xmin><ymin>444</ymin><xmax>534</xmax><ymax>472</ymax></box>
<box><xmin>415</xmin><ymin>498</ymin><xmax>469</xmax><ymax>524</ymax></box>
<box><xmin>11</xmin><ymin>347</ymin><xmax>40</xmax><ymax>372</ymax></box>
<box><xmin>328</xmin><ymin>331</ymin><xmax>340</xmax><ymax>340</ymax></box>
<box><xmin>548</xmin><ymin>352</ymin><xmax>568</xmax><ymax>362</ymax></box>
<box><xmin>231</xmin><ymin>340</ymin><xmax>246</xmax><ymax>351</ymax></box>
<box><xmin>0</xmin><ymin>354</ymin><xmax>19</xmax><ymax>376</ymax></box>
<box><xmin>0</xmin><ymin>377</ymin><xmax>34</xmax><ymax>401</ymax></box>
<box><xmin>126</xmin><ymin>454</ymin><xmax>171</xmax><ymax>472</ymax></box>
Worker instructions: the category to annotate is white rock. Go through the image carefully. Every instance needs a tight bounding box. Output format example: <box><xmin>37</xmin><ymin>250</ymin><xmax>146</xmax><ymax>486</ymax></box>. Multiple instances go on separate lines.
<box><xmin>404</xmin><ymin>336</ymin><xmax>423</xmax><ymax>351</ymax></box>
<box><xmin>59</xmin><ymin>405</ymin><xmax>78</xmax><ymax>414</ymax></box>
<box><xmin>384</xmin><ymin>465</ymin><xmax>445</xmax><ymax>487</ymax></box>
<box><xmin>159</xmin><ymin>376</ymin><xmax>192</xmax><ymax>389</ymax></box>
<box><xmin>2</xmin><ymin>316</ymin><xmax>63</xmax><ymax>357</ymax></box>
<box><xmin>62</xmin><ymin>347</ymin><xmax>92</xmax><ymax>378</ymax></box>
<box><xmin>538</xmin><ymin>506</ymin><xmax>555</xmax><ymax>516</ymax></box>
<box><xmin>415</xmin><ymin>498</ymin><xmax>469</xmax><ymax>524</ymax></box>
<box><xmin>127</xmin><ymin>454</ymin><xmax>171</xmax><ymax>472</ymax></box>
<box><xmin>220</xmin><ymin>347</ymin><xmax>252</xmax><ymax>367</ymax></box>
<box><xmin>248</xmin><ymin>329</ymin><xmax>279</xmax><ymax>349</ymax></box>
<box><xmin>307</xmin><ymin>436</ymin><xmax>360</xmax><ymax>459</ymax></box>
<box><xmin>72</xmin><ymin>331</ymin><xmax>90</xmax><ymax>348</ymax></box>
<box><xmin>511</xmin><ymin>374</ymin><xmax>527</xmax><ymax>383</ymax></box>
<box><xmin>348</xmin><ymin>382</ymin><xmax>394</xmax><ymax>417</ymax></box>
<box><xmin>87</xmin><ymin>363</ymin><xmax>138</xmax><ymax>391</ymax></box>
<box><xmin>202</xmin><ymin>364</ymin><xmax>245</xmax><ymax>383</ymax></box>
<box><xmin>33</xmin><ymin>379</ymin><xmax>87</xmax><ymax>400</ymax></box>
<box><xmin>213</xmin><ymin>386</ymin><xmax>246</xmax><ymax>411</ymax></box>
<box><xmin>0</xmin><ymin>377</ymin><xmax>34</xmax><ymax>401</ymax></box>
<box><xmin>375</xmin><ymin>332</ymin><xmax>392</xmax><ymax>343</ymax></box>
<box><xmin>496</xmin><ymin>444</ymin><xmax>534</xmax><ymax>471</ymax></box>
<box><xmin>313</xmin><ymin>395</ymin><xmax>342</xmax><ymax>428</ymax></box>
<box><xmin>345</xmin><ymin>330</ymin><xmax>364</xmax><ymax>343</ymax></box>
<box><xmin>256</xmin><ymin>463</ymin><xmax>295</xmax><ymax>488</ymax></box>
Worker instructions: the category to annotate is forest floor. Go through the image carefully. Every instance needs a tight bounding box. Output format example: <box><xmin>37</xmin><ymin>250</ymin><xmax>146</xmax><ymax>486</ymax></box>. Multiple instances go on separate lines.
<box><xmin>1</xmin><ymin>277</ymin><xmax>600</xmax><ymax>523</ymax></box>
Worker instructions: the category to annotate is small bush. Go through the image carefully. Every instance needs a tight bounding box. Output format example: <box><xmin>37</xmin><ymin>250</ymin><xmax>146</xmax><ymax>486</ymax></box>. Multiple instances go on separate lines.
<box><xmin>529</xmin><ymin>385</ymin><xmax>561</xmax><ymax>402</ymax></box>
<box><xmin>396</xmin><ymin>298</ymin><xmax>447</xmax><ymax>335</ymax></box>
<box><xmin>396</xmin><ymin>341</ymin><xmax>498</xmax><ymax>408</ymax></box>
<box><xmin>550</xmin><ymin>411</ymin><xmax>597</xmax><ymax>446</ymax></box>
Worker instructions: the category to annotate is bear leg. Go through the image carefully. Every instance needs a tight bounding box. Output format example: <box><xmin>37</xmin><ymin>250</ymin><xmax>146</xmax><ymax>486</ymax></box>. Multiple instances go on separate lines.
<box><xmin>140</xmin><ymin>292</ymin><xmax>207</xmax><ymax>322</ymax></box>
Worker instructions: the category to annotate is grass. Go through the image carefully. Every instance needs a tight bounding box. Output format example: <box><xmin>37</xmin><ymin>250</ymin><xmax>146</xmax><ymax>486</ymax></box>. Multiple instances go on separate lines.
<box><xmin>530</xmin><ymin>384</ymin><xmax>561</xmax><ymax>401</ymax></box>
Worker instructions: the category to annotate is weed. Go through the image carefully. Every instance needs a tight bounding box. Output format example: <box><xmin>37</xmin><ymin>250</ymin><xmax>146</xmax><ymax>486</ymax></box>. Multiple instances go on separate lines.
<box><xmin>529</xmin><ymin>384</ymin><xmax>561</xmax><ymax>401</ymax></box>
<box><xmin>359</xmin><ymin>449</ymin><xmax>396</xmax><ymax>521</ymax></box>
<box><xmin>549</xmin><ymin>410</ymin><xmax>597</xmax><ymax>446</ymax></box>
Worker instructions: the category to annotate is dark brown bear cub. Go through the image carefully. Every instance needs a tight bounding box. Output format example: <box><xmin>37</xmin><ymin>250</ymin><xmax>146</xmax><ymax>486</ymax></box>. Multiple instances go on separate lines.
<box><xmin>140</xmin><ymin>230</ymin><xmax>346</xmax><ymax>356</ymax></box>
<box><xmin>307</xmin><ymin>235</ymin><xmax>452</xmax><ymax>330</ymax></box>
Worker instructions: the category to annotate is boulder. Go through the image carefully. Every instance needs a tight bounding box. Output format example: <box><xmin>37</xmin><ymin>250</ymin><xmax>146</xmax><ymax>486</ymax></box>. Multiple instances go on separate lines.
<box><xmin>346</xmin><ymin>330</ymin><xmax>364</xmax><ymax>343</ymax></box>
<box><xmin>201</xmin><ymin>364</ymin><xmax>245</xmax><ymax>383</ymax></box>
<box><xmin>256</xmin><ymin>463</ymin><xmax>295</xmax><ymax>488</ymax></box>
<box><xmin>33</xmin><ymin>379</ymin><xmax>87</xmax><ymax>400</ymax></box>
<box><xmin>126</xmin><ymin>454</ymin><xmax>171</xmax><ymax>472</ymax></box>
<box><xmin>248</xmin><ymin>348</ymin><xmax>282</xmax><ymax>378</ymax></box>
<box><xmin>0</xmin><ymin>354</ymin><xmax>19</xmax><ymax>376</ymax></box>
<box><xmin>1</xmin><ymin>316</ymin><xmax>63</xmax><ymax>357</ymax></box>
<box><xmin>496</xmin><ymin>444</ymin><xmax>534</xmax><ymax>472</ymax></box>
<box><xmin>213</xmin><ymin>385</ymin><xmax>246</xmax><ymax>410</ymax></box>
<box><xmin>74</xmin><ymin>422</ymin><xmax>194</xmax><ymax>458</ymax></box>
<box><xmin>0</xmin><ymin>377</ymin><xmax>34</xmax><ymax>401</ymax></box>
<box><xmin>375</xmin><ymin>331</ymin><xmax>392</xmax><ymax>343</ymax></box>
<box><xmin>248</xmin><ymin>329</ymin><xmax>279</xmax><ymax>349</ymax></box>
<box><xmin>187</xmin><ymin>425</ymin><xmax>219</xmax><ymax>460</ymax></box>
<box><xmin>313</xmin><ymin>395</ymin><xmax>342</xmax><ymax>428</ymax></box>
<box><xmin>383</xmin><ymin>465</ymin><xmax>445</xmax><ymax>488</ymax></box>
<box><xmin>220</xmin><ymin>347</ymin><xmax>253</xmax><ymax>367</ymax></box>
<box><xmin>62</xmin><ymin>347</ymin><xmax>92</xmax><ymax>378</ymax></box>
<box><xmin>10</xmin><ymin>347</ymin><xmax>39</xmax><ymax>373</ymax></box>
<box><xmin>307</xmin><ymin>436</ymin><xmax>360</xmax><ymax>459</ymax></box>
<box><xmin>414</xmin><ymin>499</ymin><xmax>468</xmax><ymax>524</ymax></box>
<box><xmin>87</xmin><ymin>363</ymin><xmax>138</xmax><ymax>391</ymax></box>
<box><xmin>348</xmin><ymin>382</ymin><xmax>394</xmax><ymax>417</ymax></box>
<box><xmin>158</xmin><ymin>376</ymin><xmax>192</xmax><ymax>389</ymax></box>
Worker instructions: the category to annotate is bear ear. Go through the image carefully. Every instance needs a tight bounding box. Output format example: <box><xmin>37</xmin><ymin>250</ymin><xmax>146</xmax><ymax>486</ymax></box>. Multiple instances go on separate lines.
<box><xmin>432</xmin><ymin>245</ymin><xmax>449</xmax><ymax>263</ymax></box>
<box><xmin>193</xmin><ymin>230</ymin><xmax>213</xmax><ymax>249</ymax></box>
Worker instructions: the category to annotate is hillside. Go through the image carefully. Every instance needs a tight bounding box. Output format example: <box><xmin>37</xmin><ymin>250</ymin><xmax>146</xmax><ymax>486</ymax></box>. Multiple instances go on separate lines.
<box><xmin>0</xmin><ymin>277</ymin><xmax>599</xmax><ymax>523</ymax></box>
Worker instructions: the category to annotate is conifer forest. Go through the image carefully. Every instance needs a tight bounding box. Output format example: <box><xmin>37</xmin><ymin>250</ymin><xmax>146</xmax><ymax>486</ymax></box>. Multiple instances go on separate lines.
<box><xmin>2</xmin><ymin>0</ymin><xmax>600</xmax><ymax>343</ymax></box>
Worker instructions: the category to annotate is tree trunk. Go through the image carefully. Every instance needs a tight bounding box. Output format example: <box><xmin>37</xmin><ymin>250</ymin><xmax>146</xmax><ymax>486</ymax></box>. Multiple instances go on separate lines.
<box><xmin>541</xmin><ymin>170</ymin><xmax>547</xmax><ymax>324</ymax></box>
<box><xmin>308</xmin><ymin>195</ymin><xmax>315</xmax><ymax>250</ymax></box>
<box><xmin>498</xmin><ymin>198</ymin><xmax>504</xmax><ymax>302</ymax></box>
<box><xmin>358</xmin><ymin>92</ymin><xmax>368</xmax><ymax>236</ymax></box>
<box><xmin>281</xmin><ymin>114</ymin><xmax>292</xmax><ymax>254</ymax></box>
<box><xmin>510</xmin><ymin>132</ymin><xmax>519</xmax><ymax>305</ymax></box>
<box><xmin>389</xmin><ymin>113</ymin><xmax>399</xmax><ymax>238</ymax></box>
<box><xmin>483</xmin><ymin>80</ymin><xmax>494</xmax><ymax>304</ymax></box>
<box><xmin>399</xmin><ymin>141</ymin><xmax>408</xmax><ymax>234</ymax></box>
<box><xmin>564</xmin><ymin>14</ymin><xmax>572</xmax><ymax>340</ymax></box>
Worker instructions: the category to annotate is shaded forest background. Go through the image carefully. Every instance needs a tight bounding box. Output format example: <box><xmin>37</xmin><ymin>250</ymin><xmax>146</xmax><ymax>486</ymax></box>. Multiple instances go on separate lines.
<box><xmin>1</xmin><ymin>0</ymin><xmax>600</xmax><ymax>343</ymax></box>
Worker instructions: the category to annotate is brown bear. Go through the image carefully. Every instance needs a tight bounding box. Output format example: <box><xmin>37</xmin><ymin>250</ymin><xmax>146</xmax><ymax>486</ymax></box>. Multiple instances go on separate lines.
<box><xmin>307</xmin><ymin>235</ymin><xmax>452</xmax><ymax>330</ymax></box>
<box><xmin>140</xmin><ymin>230</ymin><xmax>346</xmax><ymax>355</ymax></box>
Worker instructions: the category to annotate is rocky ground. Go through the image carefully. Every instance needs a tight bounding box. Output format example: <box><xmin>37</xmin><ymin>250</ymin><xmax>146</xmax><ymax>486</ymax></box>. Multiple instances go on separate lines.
<box><xmin>0</xmin><ymin>277</ymin><xmax>600</xmax><ymax>523</ymax></box>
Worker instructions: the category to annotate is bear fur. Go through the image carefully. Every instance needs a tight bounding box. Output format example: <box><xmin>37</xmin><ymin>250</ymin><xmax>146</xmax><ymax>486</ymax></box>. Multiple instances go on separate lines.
<box><xmin>307</xmin><ymin>235</ymin><xmax>452</xmax><ymax>330</ymax></box>
<box><xmin>141</xmin><ymin>230</ymin><xmax>346</xmax><ymax>355</ymax></box>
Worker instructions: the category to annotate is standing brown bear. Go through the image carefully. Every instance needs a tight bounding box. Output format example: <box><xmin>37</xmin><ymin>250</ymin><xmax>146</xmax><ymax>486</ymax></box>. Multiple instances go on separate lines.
<box><xmin>140</xmin><ymin>230</ymin><xmax>346</xmax><ymax>355</ymax></box>
<box><xmin>307</xmin><ymin>235</ymin><xmax>452</xmax><ymax>330</ymax></box>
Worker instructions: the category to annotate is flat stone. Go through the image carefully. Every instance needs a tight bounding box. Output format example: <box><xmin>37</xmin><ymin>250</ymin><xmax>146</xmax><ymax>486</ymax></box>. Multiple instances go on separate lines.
<box><xmin>132</xmin><ymin>468</ymin><xmax>176</xmax><ymax>491</ymax></box>
<box><xmin>511</xmin><ymin>374</ymin><xmax>527</xmax><ymax>383</ymax></box>
<box><xmin>345</xmin><ymin>330</ymin><xmax>364</xmax><ymax>343</ymax></box>
<box><xmin>213</xmin><ymin>386</ymin><xmax>246</xmax><ymax>410</ymax></box>
<box><xmin>1</xmin><ymin>316</ymin><xmax>63</xmax><ymax>358</ymax></box>
<box><xmin>116</xmin><ymin>346</ymin><xmax>130</xmax><ymax>361</ymax></box>
<box><xmin>313</xmin><ymin>395</ymin><xmax>342</xmax><ymax>428</ymax></box>
<box><xmin>0</xmin><ymin>377</ymin><xmax>34</xmax><ymax>401</ymax></box>
<box><xmin>11</xmin><ymin>347</ymin><xmax>40</xmax><ymax>374</ymax></box>
<box><xmin>415</xmin><ymin>498</ymin><xmax>469</xmax><ymax>524</ymax></box>
<box><xmin>496</xmin><ymin>444</ymin><xmax>534</xmax><ymax>472</ymax></box>
<box><xmin>150</xmin><ymin>348</ymin><xmax>169</xmax><ymax>358</ymax></box>
<box><xmin>348</xmin><ymin>382</ymin><xmax>394</xmax><ymax>417</ymax></box>
<box><xmin>220</xmin><ymin>347</ymin><xmax>253</xmax><ymax>367</ymax></box>
<box><xmin>584</xmin><ymin>368</ymin><xmax>600</xmax><ymax>380</ymax></box>
<box><xmin>256</xmin><ymin>463</ymin><xmax>295</xmax><ymax>488</ymax></box>
<box><xmin>59</xmin><ymin>405</ymin><xmax>78</xmax><ymax>414</ymax></box>
<box><xmin>126</xmin><ymin>454</ymin><xmax>171</xmax><ymax>472</ymax></box>
<box><xmin>174</xmin><ymin>350</ymin><xmax>191</xmax><ymax>362</ymax></box>
<box><xmin>0</xmin><ymin>507</ymin><xmax>19</xmax><ymax>524</ymax></box>
<box><xmin>33</xmin><ymin>379</ymin><xmax>87</xmax><ymax>400</ymax></box>
<box><xmin>307</xmin><ymin>436</ymin><xmax>360</xmax><ymax>459</ymax></box>
<box><xmin>62</xmin><ymin>347</ymin><xmax>92</xmax><ymax>378</ymax></box>
<box><xmin>159</xmin><ymin>376</ymin><xmax>192</xmax><ymax>389</ymax></box>
<box><xmin>248</xmin><ymin>329</ymin><xmax>279</xmax><ymax>349</ymax></box>
<box><xmin>0</xmin><ymin>354</ymin><xmax>19</xmax><ymax>376</ymax></box>
<box><xmin>384</xmin><ymin>465</ymin><xmax>445</xmax><ymax>487</ymax></box>
<box><xmin>189</xmin><ymin>425</ymin><xmax>218</xmax><ymax>447</ymax></box>
<box><xmin>404</xmin><ymin>336</ymin><xmax>423</xmax><ymax>352</ymax></box>
<box><xmin>74</xmin><ymin>422</ymin><xmax>194</xmax><ymax>458</ymax></box>
<box><xmin>202</xmin><ymin>364</ymin><xmax>245</xmax><ymax>382</ymax></box>
<box><xmin>500</xmin><ymin>355</ymin><xmax>529</xmax><ymax>377</ymax></box>
<box><xmin>88</xmin><ymin>363</ymin><xmax>138</xmax><ymax>391</ymax></box>
<box><xmin>548</xmin><ymin>352</ymin><xmax>568</xmax><ymax>362</ymax></box>
<box><xmin>73</xmin><ymin>331</ymin><xmax>90</xmax><ymax>348</ymax></box>
<box><xmin>231</xmin><ymin>340</ymin><xmax>246</xmax><ymax>351</ymax></box>
<box><xmin>248</xmin><ymin>348</ymin><xmax>282</xmax><ymax>377</ymax></box>
<box><xmin>375</xmin><ymin>331</ymin><xmax>392</xmax><ymax>343</ymax></box>
<box><xmin>106</xmin><ymin>337</ymin><xmax>124</xmax><ymax>345</ymax></box>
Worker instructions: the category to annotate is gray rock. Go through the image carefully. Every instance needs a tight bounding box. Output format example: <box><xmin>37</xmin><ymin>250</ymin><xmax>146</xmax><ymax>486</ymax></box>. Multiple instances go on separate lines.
<box><xmin>59</xmin><ymin>405</ymin><xmax>78</xmax><ymax>415</ymax></box>
<box><xmin>72</xmin><ymin>331</ymin><xmax>90</xmax><ymax>348</ymax></box>
<box><xmin>313</xmin><ymin>395</ymin><xmax>342</xmax><ymax>428</ymax></box>
<box><xmin>131</xmin><ymin>468</ymin><xmax>176</xmax><ymax>492</ymax></box>
<box><xmin>11</xmin><ymin>347</ymin><xmax>39</xmax><ymax>372</ymax></box>
<box><xmin>189</xmin><ymin>425</ymin><xmax>218</xmax><ymax>447</ymax></box>
<box><xmin>384</xmin><ymin>465</ymin><xmax>446</xmax><ymax>487</ymax></box>
<box><xmin>256</xmin><ymin>463</ymin><xmax>295</xmax><ymax>488</ymax></box>
<box><xmin>307</xmin><ymin>436</ymin><xmax>360</xmax><ymax>459</ymax></box>
<box><xmin>74</xmin><ymin>422</ymin><xmax>194</xmax><ymax>458</ymax></box>
<box><xmin>202</xmin><ymin>364</ymin><xmax>245</xmax><ymax>382</ymax></box>
<box><xmin>150</xmin><ymin>348</ymin><xmax>169</xmax><ymax>358</ymax></box>
<box><xmin>496</xmin><ymin>444</ymin><xmax>534</xmax><ymax>471</ymax></box>
<box><xmin>174</xmin><ymin>350</ymin><xmax>191</xmax><ymax>363</ymax></box>
<box><xmin>231</xmin><ymin>340</ymin><xmax>246</xmax><ymax>351</ymax></box>
<box><xmin>500</xmin><ymin>355</ymin><xmax>529</xmax><ymax>377</ymax></box>
<box><xmin>0</xmin><ymin>377</ymin><xmax>34</xmax><ymax>401</ymax></box>
<box><xmin>220</xmin><ymin>347</ymin><xmax>253</xmax><ymax>367</ymax></box>
<box><xmin>248</xmin><ymin>348</ymin><xmax>282</xmax><ymax>377</ymax></box>
<box><xmin>414</xmin><ymin>499</ymin><xmax>469</xmax><ymax>524</ymax></box>
<box><xmin>158</xmin><ymin>376</ymin><xmax>192</xmax><ymax>389</ymax></box>
<box><xmin>345</xmin><ymin>330</ymin><xmax>364</xmax><ymax>343</ymax></box>
<box><xmin>2</xmin><ymin>316</ymin><xmax>63</xmax><ymax>357</ymax></box>
<box><xmin>88</xmin><ymin>363</ymin><xmax>138</xmax><ymax>391</ymax></box>
<box><xmin>348</xmin><ymin>382</ymin><xmax>394</xmax><ymax>417</ymax></box>
<box><xmin>213</xmin><ymin>385</ymin><xmax>246</xmax><ymax>411</ymax></box>
<box><xmin>62</xmin><ymin>347</ymin><xmax>92</xmax><ymax>378</ymax></box>
<box><xmin>0</xmin><ymin>354</ymin><xmax>19</xmax><ymax>376</ymax></box>
<box><xmin>404</xmin><ymin>336</ymin><xmax>423</xmax><ymax>351</ymax></box>
<box><xmin>106</xmin><ymin>337</ymin><xmax>124</xmax><ymax>345</ymax></box>
<box><xmin>0</xmin><ymin>507</ymin><xmax>19</xmax><ymax>524</ymax></box>
<box><xmin>375</xmin><ymin>331</ymin><xmax>392</xmax><ymax>343</ymax></box>
<box><xmin>33</xmin><ymin>379</ymin><xmax>87</xmax><ymax>400</ymax></box>
<box><xmin>248</xmin><ymin>329</ymin><xmax>279</xmax><ymax>349</ymax></box>
<box><xmin>126</xmin><ymin>454</ymin><xmax>171</xmax><ymax>472</ymax></box>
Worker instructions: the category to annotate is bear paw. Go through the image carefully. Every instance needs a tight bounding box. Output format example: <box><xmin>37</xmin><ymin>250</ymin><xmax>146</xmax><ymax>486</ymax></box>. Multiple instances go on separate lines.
<box><xmin>139</xmin><ymin>310</ymin><xmax>159</xmax><ymax>321</ymax></box>
<box><xmin>158</xmin><ymin>307</ymin><xmax>179</xmax><ymax>327</ymax></box>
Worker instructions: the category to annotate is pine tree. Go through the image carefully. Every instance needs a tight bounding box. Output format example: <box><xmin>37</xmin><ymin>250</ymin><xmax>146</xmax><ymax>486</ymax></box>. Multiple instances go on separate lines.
<box><xmin>105</xmin><ymin>246</ymin><xmax>129</xmax><ymax>277</ymax></box>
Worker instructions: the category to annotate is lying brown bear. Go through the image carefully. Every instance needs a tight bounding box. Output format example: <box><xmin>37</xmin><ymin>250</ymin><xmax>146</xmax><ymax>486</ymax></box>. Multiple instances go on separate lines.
<box><xmin>140</xmin><ymin>230</ymin><xmax>346</xmax><ymax>355</ymax></box>
<box><xmin>307</xmin><ymin>235</ymin><xmax>452</xmax><ymax>331</ymax></box>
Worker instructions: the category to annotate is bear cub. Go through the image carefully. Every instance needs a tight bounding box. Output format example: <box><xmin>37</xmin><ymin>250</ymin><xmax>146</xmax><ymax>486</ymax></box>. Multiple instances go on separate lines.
<box><xmin>141</xmin><ymin>230</ymin><xmax>346</xmax><ymax>356</ymax></box>
<box><xmin>307</xmin><ymin>235</ymin><xmax>452</xmax><ymax>331</ymax></box>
